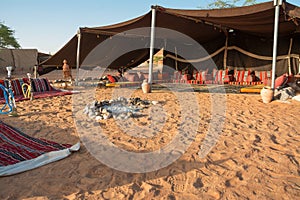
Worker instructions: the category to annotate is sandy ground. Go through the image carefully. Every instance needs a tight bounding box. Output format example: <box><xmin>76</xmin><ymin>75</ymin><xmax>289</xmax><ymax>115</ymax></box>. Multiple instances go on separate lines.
<box><xmin>0</xmin><ymin>83</ymin><xmax>300</xmax><ymax>200</ymax></box>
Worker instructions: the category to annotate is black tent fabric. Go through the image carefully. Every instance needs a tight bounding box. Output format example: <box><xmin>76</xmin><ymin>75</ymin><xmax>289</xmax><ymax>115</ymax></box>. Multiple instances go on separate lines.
<box><xmin>41</xmin><ymin>1</ymin><xmax>300</xmax><ymax>75</ymax></box>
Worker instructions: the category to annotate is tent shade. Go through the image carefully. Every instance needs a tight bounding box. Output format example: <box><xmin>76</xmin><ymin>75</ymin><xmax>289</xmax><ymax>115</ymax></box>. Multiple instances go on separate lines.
<box><xmin>42</xmin><ymin>1</ymin><xmax>300</xmax><ymax>76</ymax></box>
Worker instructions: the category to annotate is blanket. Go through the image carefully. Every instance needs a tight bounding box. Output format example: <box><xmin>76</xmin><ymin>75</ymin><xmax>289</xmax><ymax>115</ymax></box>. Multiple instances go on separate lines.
<box><xmin>0</xmin><ymin>120</ymin><xmax>80</xmax><ymax>176</ymax></box>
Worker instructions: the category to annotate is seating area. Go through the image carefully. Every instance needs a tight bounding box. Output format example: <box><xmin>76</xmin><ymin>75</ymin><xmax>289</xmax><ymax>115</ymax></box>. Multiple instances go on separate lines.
<box><xmin>0</xmin><ymin>78</ymin><xmax>74</xmax><ymax>103</ymax></box>
<box><xmin>173</xmin><ymin>69</ymin><xmax>272</xmax><ymax>86</ymax></box>
<box><xmin>105</xmin><ymin>71</ymin><xmax>171</xmax><ymax>88</ymax></box>
<box><xmin>103</xmin><ymin>69</ymin><xmax>272</xmax><ymax>88</ymax></box>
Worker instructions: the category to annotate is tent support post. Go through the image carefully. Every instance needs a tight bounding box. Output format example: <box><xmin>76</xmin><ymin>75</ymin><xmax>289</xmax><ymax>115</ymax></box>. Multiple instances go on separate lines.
<box><xmin>287</xmin><ymin>37</ymin><xmax>293</xmax><ymax>75</ymax></box>
<box><xmin>298</xmin><ymin>58</ymin><xmax>300</xmax><ymax>74</ymax></box>
<box><xmin>75</xmin><ymin>29</ymin><xmax>81</xmax><ymax>86</ymax></box>
<box><xmin>271</xmin><ymin>0</ymin><xmax>282</xmax><ymax>90</ymax></box>
<box><xmin>148</xmin><ymin>6</ymin><xmax>156</xmax><ymax>91</ymax></box>
<box><xmin>223</xmin><ymin>34</ymin><xmax>228</xmax><ymax>70</ymax></box>
<box><xmin>175</xmin><ymin>46</ymin><xmax>178</xmax><ymax>71</ymax></box>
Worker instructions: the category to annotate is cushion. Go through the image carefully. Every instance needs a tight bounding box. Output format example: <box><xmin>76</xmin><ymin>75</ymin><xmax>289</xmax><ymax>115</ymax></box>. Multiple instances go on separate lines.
<box><xmin>221</xmin><ymin>69</ymin><xmax>229</xmax><ymax>83</ymax></box>
<box><xmin>0</xmin><ymin>80</ymin><xmax>5</xmax><ymax>98</ymax></box>
<box><xmin>107</xmin><ymin>75</ymin><xmax>117</xmax><ymax>83</ymax></box>
<box><xmin>201</xmin><ymin>71</ymin><xmax>207</xmax><ymax>81</ymax></box>
<box><xmin>143</xmin><ymin>73</ymin><xmax>149</xmax><ymax>80</ymax></box>
<box><xmin>275</xmin><ymin>73</ymin><xmax>288</xmax><ymax>89</ymax></box>
<box><xmin>31</xmin><ymin>78</ymin><xmax>52</xmax><ymax>92</ymax></box>
<box><xmin>137</xmin><ymin>72</ymin><xmax>145</xmax><ymax>81</ymax></box>
<box><xmin>174</xmin><ymin>71</ymin><xmax>181</xmax><ymax>80</ymax></box>
<box><xmin>124</xmin><ymin>73</ymin><xmax>139</xmax><ymax>82</ymax></box>
<box><xmin>10</xmin><ymin>79</ymin><xmax>24</xmax><ymax>96</ymax></box>
<box><xmin>181</xmin><ymin>74</ymin><xmax>190</xmax><ymax>81</ymax></box>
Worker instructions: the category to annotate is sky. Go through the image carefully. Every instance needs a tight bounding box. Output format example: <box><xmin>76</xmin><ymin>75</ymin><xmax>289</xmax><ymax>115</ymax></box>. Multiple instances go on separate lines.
<box><xmin>1</xmin><ymin>0</ymin><xmax>299</xmax><ymax>54</ymax></box>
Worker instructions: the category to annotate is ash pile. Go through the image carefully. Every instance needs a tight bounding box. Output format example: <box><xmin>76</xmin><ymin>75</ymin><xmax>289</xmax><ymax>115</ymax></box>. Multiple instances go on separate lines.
<box><xmin>84</xmin><ymin>97</ymin><xmax>158</xmax><ymax>120</ymax></box>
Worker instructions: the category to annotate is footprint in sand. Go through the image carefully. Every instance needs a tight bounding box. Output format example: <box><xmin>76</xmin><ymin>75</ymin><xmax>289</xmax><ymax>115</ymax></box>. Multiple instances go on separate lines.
<box><xmin>166</xmin><ymin>168</ymin><xmax>189</xmax><ymax>193</ymax></box>
<box><xmin>193</xmin><ymin>178</ymin><xmax>204</xmax><ymax>189</ymax></box>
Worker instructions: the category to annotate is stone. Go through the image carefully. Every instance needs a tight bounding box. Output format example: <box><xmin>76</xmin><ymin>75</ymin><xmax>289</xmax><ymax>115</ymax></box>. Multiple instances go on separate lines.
<box><xmin>95</xmin><ymin>116</ymin><xmax>103</xmax><ymax>120</ymax></box>
<box><xmin>152</xmin><ymin>101</ymin><xmax>159</xmax><ymax>105</ymax></box>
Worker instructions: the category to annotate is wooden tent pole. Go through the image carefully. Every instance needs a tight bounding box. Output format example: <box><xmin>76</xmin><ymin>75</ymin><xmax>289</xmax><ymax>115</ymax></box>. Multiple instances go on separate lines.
<box><xmin>271</xmin><ymin>0</ymin><xmax>282</xmax><ymax>90</ymax></box>
<box><xmin>148</xmin><ymin>5</ymin><xmax>156</xmax><ymax>91</ymax></box>
<box><xmin>75</xmin><ymin>29</ymin><xmax>81</xmax><ymax>86</ymax></box>
<box><xmin>223</xmin><ymin>33</ymin><xmax>228</xmax><ymax>70</ymax></box>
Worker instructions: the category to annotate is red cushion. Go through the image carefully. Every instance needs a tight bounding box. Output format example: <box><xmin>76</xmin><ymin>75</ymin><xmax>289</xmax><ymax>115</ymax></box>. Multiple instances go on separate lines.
<box><xmin>0</xmin><ymin>80</ymin><xmax>4</xmax><ymax>98</ymax></box>
<box><xmin>11</xmin><ymin>79</ymin><xmax>24</xmax><ymax>96</ymax></box>
<box><xmin>275</xmin><ymin>73</ymin><xmax>288</xmax><ymax>88</ymax></box>
<box><xmin>107</xmin><ymin>75</ymin><xmax>116</xmax><ymax>83</ymax></box>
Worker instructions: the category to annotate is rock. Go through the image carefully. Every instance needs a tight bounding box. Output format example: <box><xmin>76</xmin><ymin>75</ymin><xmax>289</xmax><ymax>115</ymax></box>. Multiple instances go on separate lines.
<box><xmin>103</xmin><ymin>113</ymin><xmax>112</xmax><ymax>120</ymax></box>
<box><xmin>127</xmin><ymin>112</ymin><xmax>133</xmax><ymax>117</ymax></box>
<box><xmin>102</xmin><ymin>108</ymin><xmax>108</xmax><ymax>114</ymax></box>
<box><xmin>95</xmin><ymin>116</ymin><xmax>103</xmax><ymax>120</ymax></box>
<box><xmin>83</xmin><ymin>105</ymin><xmax>89</xmax><ymax>114</ymax></box>
<box><xmin>152</xmin><ymin>101</ymin><xmax>159</xmax><ymax>105</ymax></box>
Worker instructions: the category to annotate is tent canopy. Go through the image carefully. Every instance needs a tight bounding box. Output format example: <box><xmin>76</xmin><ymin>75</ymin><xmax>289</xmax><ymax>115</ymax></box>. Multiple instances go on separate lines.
<box><xmin>42</xmin><ymin>1</ymin><xmax>300</xmax><ymax>75</ymax></box>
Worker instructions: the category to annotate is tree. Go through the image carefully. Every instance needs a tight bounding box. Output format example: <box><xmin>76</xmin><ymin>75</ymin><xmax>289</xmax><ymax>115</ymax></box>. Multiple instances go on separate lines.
<box><xmin>0</xmin><ymin>22</ymin><xmax>21</xmax><ymax>49</ymax></box>
<box><xmin>207</xmin><ymin>0</ymin><xmax>257</xmax><ymax>9</ymax></box>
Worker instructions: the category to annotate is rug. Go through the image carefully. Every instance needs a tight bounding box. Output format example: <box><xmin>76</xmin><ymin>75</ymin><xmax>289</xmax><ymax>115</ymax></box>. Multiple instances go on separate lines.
<box><xmin>0</xmin><ymin>120</ymin><xmax>80</xmax><ymax>176</ymax></box>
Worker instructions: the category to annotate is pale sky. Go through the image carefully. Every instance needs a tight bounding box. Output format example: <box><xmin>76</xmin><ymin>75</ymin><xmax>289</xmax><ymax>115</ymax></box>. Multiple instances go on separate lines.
<box><xmin>1</xmin><ymin>0</ymin><xmax>299</xmax><ymax>54</ymax></box>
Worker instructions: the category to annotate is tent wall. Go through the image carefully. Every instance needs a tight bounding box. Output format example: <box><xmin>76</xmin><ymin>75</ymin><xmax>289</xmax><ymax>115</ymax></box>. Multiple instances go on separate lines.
<box><xmin>0</xmin><ymin>49</ymin><xmax>38</xmax><ymax>75</ymax></box>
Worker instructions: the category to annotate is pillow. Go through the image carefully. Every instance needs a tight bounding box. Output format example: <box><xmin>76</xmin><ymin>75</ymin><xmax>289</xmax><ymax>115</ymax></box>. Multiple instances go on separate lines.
<box><xmin>11</xmin><ymin>79</ymin><xmax>24</xmax><ymax>96</ymax></box>
<box><xmin>0</xmin><ymin>80</ymin><xmax>5</xmax><ymax>98</ymax></box>
<box><xmin>201</xmin><ymin>71</ymin><xmax>207</xmax><ymax>81</ymax></box>
<box><xmin>137</xmin><ymin>72</ymin><xmax>145</xmax><ymax>81</ymax></box>
<box><xmin>275</xmin><ymin>73</ymin><xmax>288</xmax><ymax>89</ymax></box>
<box><xmin>31</xmin><ymin>78</ymin><xmax>52</xmax><ymax>92</ymax></box>
<box><xmin>124</xmin><ymin>73</ymin><xmax>139</xmax><ymax>82</ymax></box>
<box><xmin>107</xmin><ymin>75</ymin><xmax>117</xmax><ymax>83</ymax></box>
<box><xmin>143</xmin><ymin>73</ymin><xmax>149</xmax><ymax>80</ymax></box>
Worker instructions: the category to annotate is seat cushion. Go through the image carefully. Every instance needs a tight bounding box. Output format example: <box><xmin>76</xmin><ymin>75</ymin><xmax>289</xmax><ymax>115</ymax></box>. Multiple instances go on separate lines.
<box><xmin>31</xmin><ymin>78</ymin><xmax>52</xmax><ymax>92</ymax></box>
<box><xmin>275</xmin><ymin>73</ymin><xmax>288</xmax><ymax>89</ymax></box>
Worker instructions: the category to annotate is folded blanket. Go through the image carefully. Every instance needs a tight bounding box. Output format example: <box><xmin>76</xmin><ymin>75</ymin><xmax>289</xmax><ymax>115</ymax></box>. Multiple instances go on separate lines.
<box><xmin>0</xmin><ymin>120</ymin><xmax>80</xmax><ymax>176</ymax></box>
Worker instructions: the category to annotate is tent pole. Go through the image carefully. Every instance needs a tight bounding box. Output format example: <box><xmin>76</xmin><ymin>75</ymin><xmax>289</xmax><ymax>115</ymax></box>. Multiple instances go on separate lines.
<box><xmin>75</xmin><ymin>29</ymin><xmax>81</xmax><ymax>86</ymax></box>
<box><xmin>271</xmin><ymin>0</ymin><xmax>282</xmax><ymax>90</ymax></box>
<box><xmin>299</xmin><ymin>58</ymin><xmax>300</xmax><ymax>74</ymax></box>
<box><xmin>175</xmin><ymin>46</ymin><xmax>178</xmax><ymax>71</ymax></box>
<box><xmin>148</xmin><ymin>6</ymin><xmax>156</xmax><ymax>91</ymax></box>
<box><xmin>223</xmin><ymin>34</ymin><xmax>228</xmax><ymax>70</ymax></box>
<box><xmin>287</xmin><ymin>38</ymin><xmax>293</xmax><ymax>75</ymax></box>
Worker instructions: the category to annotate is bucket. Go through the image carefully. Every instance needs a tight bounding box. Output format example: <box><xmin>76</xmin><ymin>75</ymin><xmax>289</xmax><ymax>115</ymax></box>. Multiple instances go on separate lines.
<box><xmin>141</xmin><ymin>80</ymin><xmax>151</xmax><ymax>93</ymax></box>
<box><xmin>260</xmin><ymin>86</ymin><xmax>274</xmax><ymax>103</ymax></box>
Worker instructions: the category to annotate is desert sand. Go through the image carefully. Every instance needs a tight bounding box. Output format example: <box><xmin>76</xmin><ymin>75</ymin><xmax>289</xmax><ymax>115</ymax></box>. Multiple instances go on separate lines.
<box><xmin>0</xmin><ymin>82</ymin><xmax>300</xmax><ymax>200</ymax></box>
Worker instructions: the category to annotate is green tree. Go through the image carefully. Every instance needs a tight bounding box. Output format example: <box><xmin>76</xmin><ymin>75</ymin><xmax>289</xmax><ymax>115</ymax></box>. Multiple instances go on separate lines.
<box><xmin>0</xmin><ymin>22</ymin><xmax>21</xmax><ymax>49</ymax></box>
<box><xmin>207</xmin><ymin>0</ymin><xmax>257</xmax><ymax>8</ymax></box>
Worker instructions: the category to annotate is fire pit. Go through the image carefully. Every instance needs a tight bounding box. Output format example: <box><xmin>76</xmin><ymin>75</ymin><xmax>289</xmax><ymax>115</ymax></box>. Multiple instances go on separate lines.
<box><xmin>84</xmin><ymin>97</ymin><xmax>158</xmax><ymax>120</ymax></box>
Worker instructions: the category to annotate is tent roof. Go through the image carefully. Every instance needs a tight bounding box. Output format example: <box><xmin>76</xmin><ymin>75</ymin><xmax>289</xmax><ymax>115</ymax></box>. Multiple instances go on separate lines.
<box><xmin>42</xmin><ymin>1</ymin><xmax>300</xmax><ymax>71</ymax></box>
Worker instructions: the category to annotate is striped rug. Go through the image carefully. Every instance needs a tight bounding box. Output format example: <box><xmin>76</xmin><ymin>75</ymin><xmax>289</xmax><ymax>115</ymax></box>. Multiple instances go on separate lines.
<box><xmin>0</xmin><ymin>120</ymin><xmax>80</xmax><ymax>176</ymax></box>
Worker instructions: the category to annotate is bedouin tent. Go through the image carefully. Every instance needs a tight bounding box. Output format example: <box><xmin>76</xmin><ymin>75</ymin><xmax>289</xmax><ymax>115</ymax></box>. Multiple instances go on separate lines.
<box><xmin>41</xmin><ymin>1</ymin><xmax>300</xmax><ymax>78</ymax></box>
<box><xmin>0</xmin><ymin>49</ymin><xmax>38</xmax><ymax>75</ymax></box>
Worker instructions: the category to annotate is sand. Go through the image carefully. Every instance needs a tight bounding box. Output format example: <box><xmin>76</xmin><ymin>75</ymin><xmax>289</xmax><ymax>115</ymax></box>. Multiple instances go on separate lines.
<box><xmin>0</xmin><ymin>83</ymin><xmax>300</xmax><ymax>200</ymax></box>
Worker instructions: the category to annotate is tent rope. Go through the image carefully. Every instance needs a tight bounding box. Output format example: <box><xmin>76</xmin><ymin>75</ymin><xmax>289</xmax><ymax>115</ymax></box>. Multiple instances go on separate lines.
<box><xmin>165</xmin><ymin>45</ymin><xmax>300</xmax><ymax>63</ymax></box>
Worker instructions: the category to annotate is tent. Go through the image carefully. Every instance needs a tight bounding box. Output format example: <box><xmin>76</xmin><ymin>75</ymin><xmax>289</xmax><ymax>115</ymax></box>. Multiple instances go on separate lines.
<box><xmin>41</xmin><ymin>1</ymin><xmax>300</xmax><ymax>77</ymax></box>
<box><xmin>0</xmin><ymin>49</ymin><xmax>38</xmax><ymax>75</ymax></box>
